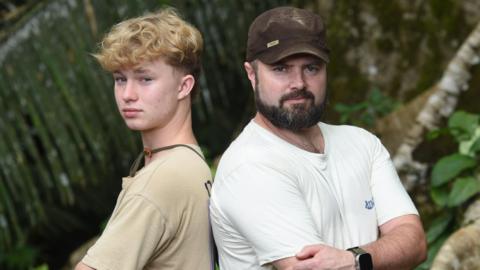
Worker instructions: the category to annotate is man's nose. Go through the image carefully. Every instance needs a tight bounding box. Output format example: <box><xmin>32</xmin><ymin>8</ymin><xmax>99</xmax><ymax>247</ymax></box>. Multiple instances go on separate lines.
<box><xmin>289</xmin><ymin>69</ymin><xmax>306</xmax><ymax>90</ymax></box>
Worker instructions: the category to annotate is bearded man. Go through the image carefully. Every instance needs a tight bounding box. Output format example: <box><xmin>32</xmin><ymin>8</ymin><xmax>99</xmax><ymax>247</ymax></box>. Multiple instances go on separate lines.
<box><xmin>210</xmin><ymin>6</ymin><xmax>426</xmax><ymax>270</ymax></box>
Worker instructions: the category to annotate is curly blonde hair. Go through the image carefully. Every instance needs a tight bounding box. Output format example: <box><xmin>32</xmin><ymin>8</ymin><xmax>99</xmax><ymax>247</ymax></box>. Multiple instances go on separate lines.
<box><xmin>94</xmin><ymin>8</ymin><xmax>203</xmax><ymax>81</ymax></box>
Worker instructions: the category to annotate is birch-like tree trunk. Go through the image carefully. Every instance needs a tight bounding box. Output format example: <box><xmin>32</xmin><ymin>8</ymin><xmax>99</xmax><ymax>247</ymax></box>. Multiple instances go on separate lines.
<box><xmin>431</xmin><ymin>199</ymin><xmax>480</xmax><ymax>270</ymax></box>
<box><xmin>392</xmin><ymin>21</ymin><xmax>480</xmax><ymax>191</ymax></box>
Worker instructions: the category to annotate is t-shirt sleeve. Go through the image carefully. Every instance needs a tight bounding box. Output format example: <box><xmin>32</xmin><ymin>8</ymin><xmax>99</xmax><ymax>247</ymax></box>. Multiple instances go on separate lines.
<box><xmin>370</xmin><ymin>136</ymin><xmax>419</xmax><ymax>225</ymax></box>
<box><xmin>213</xmin><ymin>163</ymin><xmax>322</xmax><ymax>266</ymax></box>
<box><xmin>82</xmin><ymin>195</ymin><xmax>169</xmax><ymax>270</ymax></box>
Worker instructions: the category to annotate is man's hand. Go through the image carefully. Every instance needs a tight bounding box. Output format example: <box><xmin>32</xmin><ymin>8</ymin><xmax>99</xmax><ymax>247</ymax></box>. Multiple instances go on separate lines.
<box><xmin>292</xmin><ymin>244</ymin><xmax>355</xmax><ymax>270</ymax></box>
<box><xmin>272</xmin><ymin>244</ymin><xmax>355</xmax><ymax>270</ymax></box>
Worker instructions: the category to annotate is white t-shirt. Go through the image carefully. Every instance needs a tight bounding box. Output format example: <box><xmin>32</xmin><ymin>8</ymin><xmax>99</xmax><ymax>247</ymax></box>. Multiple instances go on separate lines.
<box><xmin>210</xmin><ymin>121</ymin><xmax>418</xmax><ymax>270</ymax></box>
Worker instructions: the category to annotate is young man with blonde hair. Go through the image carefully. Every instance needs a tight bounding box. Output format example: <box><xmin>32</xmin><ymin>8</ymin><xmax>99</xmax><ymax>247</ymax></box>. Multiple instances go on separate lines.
<box><xmin>75</xmin><ymin>8</ymin><xmax>213</xmax><ymax>270</ymax></box>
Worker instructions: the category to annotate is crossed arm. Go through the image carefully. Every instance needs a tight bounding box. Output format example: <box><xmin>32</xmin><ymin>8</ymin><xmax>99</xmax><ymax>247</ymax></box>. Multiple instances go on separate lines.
<box><xmin>74</xmin><ymin>262</ymin><xmax>94</xmax><ymax>270</ymax></box>
<box><xmin>273</xmin><ymin>214</ymin><xmax>427</xmax><ymax>270</ymax></box>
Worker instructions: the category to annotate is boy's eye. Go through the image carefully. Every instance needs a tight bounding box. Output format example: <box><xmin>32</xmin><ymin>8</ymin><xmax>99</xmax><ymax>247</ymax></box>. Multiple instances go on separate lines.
<box><xmin>114</xmin><ymin>76</ymin><xmax>126</xmax><ymax>83</ymax></box>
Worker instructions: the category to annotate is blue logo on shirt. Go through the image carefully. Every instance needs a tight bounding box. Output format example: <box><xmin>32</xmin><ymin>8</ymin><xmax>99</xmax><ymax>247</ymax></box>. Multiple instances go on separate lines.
<box><xmin>364</xmin><ymin>198</ymin><xmax>375</xmax><ymax>209</ymax></box>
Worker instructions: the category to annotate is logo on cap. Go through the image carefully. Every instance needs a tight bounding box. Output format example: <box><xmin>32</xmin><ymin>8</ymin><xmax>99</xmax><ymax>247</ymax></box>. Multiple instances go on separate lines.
<box><xmin>267</xmin><ymin>40</ymin><xmax>279</xmax><ymax>48</ymax></box>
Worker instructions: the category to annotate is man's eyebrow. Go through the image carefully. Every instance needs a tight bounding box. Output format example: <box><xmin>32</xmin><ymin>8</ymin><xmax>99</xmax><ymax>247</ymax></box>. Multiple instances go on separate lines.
<box><xmin>306</xmin><ymin>59</ymin><xmax>325</xmax><ymax>65</ymax></box>
<box><xmin>270</xmin><ymin>60</ymin><xmax>288</xmax><ymax>66</ymax></box>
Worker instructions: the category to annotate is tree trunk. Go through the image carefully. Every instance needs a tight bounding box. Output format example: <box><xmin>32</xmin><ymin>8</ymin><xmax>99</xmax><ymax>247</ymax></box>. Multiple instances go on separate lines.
<box><xmin>391</xmin><ymin>21</ymin><xmax>480</xmax><ymax>191</ymax></box>
<box><xmin>431</xmin><ymin>199</ymin><xmax>480</xmax><ymax>270</ymax></box>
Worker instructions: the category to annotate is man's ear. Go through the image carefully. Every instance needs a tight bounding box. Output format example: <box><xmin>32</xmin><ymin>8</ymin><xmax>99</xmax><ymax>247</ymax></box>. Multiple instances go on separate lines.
<box><xmin>177</xmin><ymin>74</ymin><xmax>195</xmax><ymax>100</ymax></box>
<box><xmin>244</xmin><ymin>62</ymin><xmax>257</xmax><ymax>90</ymax></box>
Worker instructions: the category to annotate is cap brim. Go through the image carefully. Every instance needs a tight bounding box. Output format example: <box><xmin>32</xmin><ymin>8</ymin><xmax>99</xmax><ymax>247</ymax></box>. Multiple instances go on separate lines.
<box><xmin>258</xmin><ymin>43</ymin><xmax>330</xmax><ymax>64</ymax></box>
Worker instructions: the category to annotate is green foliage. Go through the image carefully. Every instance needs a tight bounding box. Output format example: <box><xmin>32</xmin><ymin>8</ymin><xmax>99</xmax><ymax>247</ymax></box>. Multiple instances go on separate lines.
<box><xmin>418</xmin><ymin>110</ymin><xmax>480</xmax><ymax>269</ymax></box>
<box><xmin>33</xmin><ymin>264</ymin><xmax>49</xmax><ymax>270</ymax></box>
<box><xmin>448</xmin><ymin>111</ymin><xmax>479</xmax><ymax>140</ymax></box>
<box><xmin>0</xmin><ymin>242</ymin><xmax>39</xmax><ymax>270</ymax></box>
<box><xmin>425</xmin><ymin>212</ymin><xmax>453</xmax><ymax>244</ymax></box>
<box><xmin>334</xmin><ymin>88</ymin><xmax>398</xmax><ymax>128</ymax></box>
<box><xmin>447</xmin><ymin>176</ymin><xmax>480</xmax><ymax>207</ymax></box>
<box><xmin>417</xmin><ymin>213</ymin><xmax>452</xmax><ymax>269</ymax></box>
<box><xmin>431</xmin><ymin>154</ymin><xmax>476</xmax><ymax>187</ymax></box>
<box><xmin>429</xmin><ymin>185</ymin><xmax>449</xmax><ymax>207</ymax></box>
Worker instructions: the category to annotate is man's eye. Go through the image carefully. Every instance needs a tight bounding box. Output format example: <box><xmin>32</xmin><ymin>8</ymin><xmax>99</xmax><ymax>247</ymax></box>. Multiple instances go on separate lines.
<box><xmin>306</xmin><ymin>65</ymin><xmax>319</xmax><ymax>72</ymax></box>
<box><xmin>272</xmin><ymin>66</ymin><xmax>287</xmax><ymax>72</ymax></box>
<box><xmin>141</xmin><ymin>77</ymin><xmax>153</xmax><ymax>82</ymax></box>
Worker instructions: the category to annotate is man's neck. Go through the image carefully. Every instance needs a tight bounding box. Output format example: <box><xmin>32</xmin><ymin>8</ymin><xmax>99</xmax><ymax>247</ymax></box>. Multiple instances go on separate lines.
<box><xmin>253</xmin><ymin>113</ymin><xmax>324</xmax><ymax>153</ymax></box>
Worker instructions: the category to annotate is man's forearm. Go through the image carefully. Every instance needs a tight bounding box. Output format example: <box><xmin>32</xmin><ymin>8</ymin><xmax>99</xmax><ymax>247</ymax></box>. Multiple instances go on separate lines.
<box><xmin>74</xmin><ymin>262</ymin><xmax>95</xmax><ymax>270</ymax></box>
<box><xmin>362</xmin><ymin>215</ymin><xmax>427</xmax><ymax>270</ymax></box>
<box><xmin>274</xmin><ymin>215</ymin><xmax>426</xmax><ymax>270</ymax></box>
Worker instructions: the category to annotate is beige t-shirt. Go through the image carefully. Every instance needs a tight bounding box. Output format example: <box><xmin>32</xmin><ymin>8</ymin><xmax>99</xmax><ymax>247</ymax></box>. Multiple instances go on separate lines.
<box><xmin>82</xmin><ymin>145</ymin><xmax>213</xmax><ymax>270</ymax></box>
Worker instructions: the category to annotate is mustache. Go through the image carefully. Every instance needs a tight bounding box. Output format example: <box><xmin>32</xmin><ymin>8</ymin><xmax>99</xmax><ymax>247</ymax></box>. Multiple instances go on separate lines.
<box><xmin>280</xmin><ymin>89</ymin><xmax>315</xmax><ymax>104</ymax></box>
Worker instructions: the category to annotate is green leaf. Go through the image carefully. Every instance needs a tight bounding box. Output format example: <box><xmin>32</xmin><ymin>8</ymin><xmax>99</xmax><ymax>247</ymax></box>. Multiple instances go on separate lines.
<box><xmin>430</xmin><ymin>185</ymin><xmax>450</xmax><ymax>206</ymax></box>
<box><xmin>448</xmin><ymin>111</ymin><xmax>479</xmax><ymax>141</ymax></box>
<box><xmin>3</xmin><ymin>244</ymin><xmax>38</xmax><ymax>269</ymax></box>
<box><xmin>426</xmin><ymin>127</ymin><xmax>451</xmax><ymax>141</ymax></box>
<box><xmin>469</xmin><ymin>135</ymin><xmax>480</xmax><ymax>154</ymax></box>
<box><xmin>431</xmin><ymin>154</ymin><xmax>476</xmax><ymax>187</ymax></box>
<box><xmin>448</xmin><ymin>177</ymin><xmax>480</xmax><ymax>207</ymax></box>
<box><xmin>459</xmin><ymin>126</ymin><xmax>480</xmax><ymax>155</ymax></box>
<box><xmin>333</xmin><ymin>103</ymin><xmax>351</xmax><ymax>113</ymax></box>
<box><xmin>426</xmin><ymin>212</ymin><xmax>453</xmax><ymax>243</ymax></box>
<box><xmin>34</xmin><ymin>264</ymin><xmax>49</xmax><ymax>270</ymax></box>
<box><xmin>351</xmin><ymin>102</ymin><xmax>368</xmax><ymax>111</ymax></box>
<box><xmin>426</xmin><ymin>128</ymin><xmax>443</xmax><ymax>141</ymax></box>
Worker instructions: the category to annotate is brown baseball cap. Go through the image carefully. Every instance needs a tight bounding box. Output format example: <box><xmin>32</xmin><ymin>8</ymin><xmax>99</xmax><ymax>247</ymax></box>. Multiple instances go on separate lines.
<box><xmin>246</xmin><ymin>6</ymin><xmax>330</xmax><ymax>64</ymax></box>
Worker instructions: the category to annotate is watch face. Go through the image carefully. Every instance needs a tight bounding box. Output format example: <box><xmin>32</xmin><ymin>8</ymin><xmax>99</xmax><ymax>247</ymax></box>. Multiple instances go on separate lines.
<box><xmin>359</xmin><ymin>253</ymin><xmax>373</xmax><ymax>270</ymax></box>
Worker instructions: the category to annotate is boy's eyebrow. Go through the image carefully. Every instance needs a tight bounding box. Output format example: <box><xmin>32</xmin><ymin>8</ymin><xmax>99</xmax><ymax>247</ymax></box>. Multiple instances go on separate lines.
<box><xmin>133</xmin><ymin>68</ymin><xmax>151</xmax><ymax>74</ymax></box>
<box><xmin>112</xmin><ymin>68</ymin><xmax>153</xmax><ymax>76</ymax></box>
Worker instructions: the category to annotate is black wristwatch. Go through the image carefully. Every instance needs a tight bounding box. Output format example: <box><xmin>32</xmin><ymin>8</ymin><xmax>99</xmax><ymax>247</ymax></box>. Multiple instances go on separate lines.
<box><xmin>347</xmin><ymin>247</ymin><xmax>373</xmax><ymax>270</ymax></box>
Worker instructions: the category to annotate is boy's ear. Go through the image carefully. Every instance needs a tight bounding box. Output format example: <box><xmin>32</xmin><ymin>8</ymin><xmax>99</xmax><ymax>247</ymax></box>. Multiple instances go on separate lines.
<box><xmin>177</xmin><ymin>74</ymin><xmax>195</xmax><ymax>100</ymax></box>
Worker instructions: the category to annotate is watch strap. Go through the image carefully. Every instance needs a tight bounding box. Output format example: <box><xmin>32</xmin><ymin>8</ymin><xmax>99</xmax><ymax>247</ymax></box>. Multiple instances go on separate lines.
<box><xmin>347</xmin><ymin>247</ymin><xmax>368</xmax><ymax>270</ymax></box>
<box><xmin>347</xmin><ymin>246</ymin><xmax>373</xmax><ymax>270</ymax></box>
<box><xmin>348</xmin><ymin>246</ymin><xmax>368</xmax><ymax>255</ymax></box>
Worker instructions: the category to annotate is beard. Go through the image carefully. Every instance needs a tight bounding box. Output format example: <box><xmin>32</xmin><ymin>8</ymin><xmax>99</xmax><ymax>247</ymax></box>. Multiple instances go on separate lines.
<box><xmin>254</xmin><ymin>84</ymin><xmax>326</xmax><ymax>132</ymax></box>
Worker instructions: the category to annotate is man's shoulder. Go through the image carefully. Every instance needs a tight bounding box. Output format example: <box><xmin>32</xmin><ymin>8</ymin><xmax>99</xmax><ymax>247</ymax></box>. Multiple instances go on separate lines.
<box><xmin>320</xmin><ymin>122</ymin><xmax>379</xmax><ymax>144</ymax></box>
<box><xmin>216</xmin><ymin>123</ymin><xmax>286</xmax><ymax>173</ymax></box>
<box><xmin>320</xmin><ymin>122</ymin><xmax>372</xmax><ymax>136</ymax></box>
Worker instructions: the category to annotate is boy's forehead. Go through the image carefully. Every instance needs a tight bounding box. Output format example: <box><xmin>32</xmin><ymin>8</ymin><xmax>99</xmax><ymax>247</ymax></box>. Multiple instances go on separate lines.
<box><xmin>112</xmin><ymin>61</ymin><xmax>157</xmax><ymax>73</ymax></box>
<box><xmin>111</xmin><ymin>58</ymin><xmax>183</xmax><ymax>75</ymax></box>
